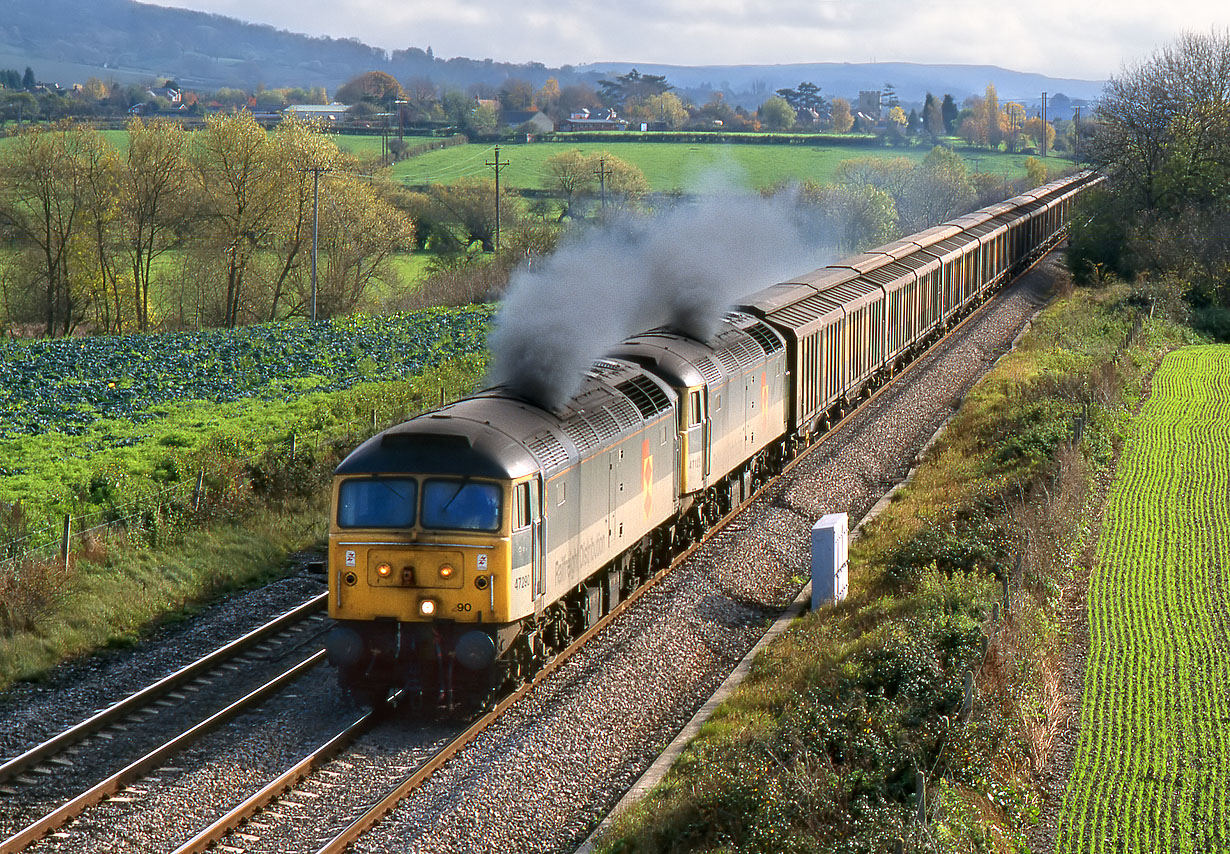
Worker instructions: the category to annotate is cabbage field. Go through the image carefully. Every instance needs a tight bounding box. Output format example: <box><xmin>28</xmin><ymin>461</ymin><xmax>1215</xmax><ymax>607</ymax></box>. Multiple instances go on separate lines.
<box><xmin>1058</xmin><ymin>346</ymin><xmax>1230</xmax><ymax>851</ymax></box>
<box><xmin>0</xmin><ymin>307</ymin><xmax>494</xmax><ymax>533</ymax></box>
<box><xmin>0</xmin><ymin>308</ymin><xmax>494</xmax><ymax>441</ymax></box>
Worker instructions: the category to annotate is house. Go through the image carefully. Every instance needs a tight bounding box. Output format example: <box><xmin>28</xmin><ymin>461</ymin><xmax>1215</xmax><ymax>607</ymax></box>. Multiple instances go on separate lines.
<box><xmin>148</xmin><ymin>86</ymin><xmax>182</xmax><ymax>104</ymax></box>
<box><xmin>558</xmin><ymin>108</ymin><xmax>628</xmax><ymax>132</ymax></box>
<box><xmin>283</xmin><ymin>103</ymin><xmax>350</xmax><ymax>123</ymax></box>
<box><xmin>502</xmin><ymin>109</ymin><xmax>554</xmax><ymax>133</ymax></box>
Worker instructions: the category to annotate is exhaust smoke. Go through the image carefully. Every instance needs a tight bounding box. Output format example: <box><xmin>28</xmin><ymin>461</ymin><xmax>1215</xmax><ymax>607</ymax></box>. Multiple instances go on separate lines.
<box><xmin>487</xmin><ymin>189</ymin><xmax>823</xmax><ymax>410</ymax></box>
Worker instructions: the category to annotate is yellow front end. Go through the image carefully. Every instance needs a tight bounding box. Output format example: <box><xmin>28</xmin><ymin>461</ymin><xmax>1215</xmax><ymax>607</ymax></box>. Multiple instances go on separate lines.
<box><xmin>327</xmin><ymin>476</ymin><xmax>513</xmax><ymax>625</ymax></box>
<box><xmin>328</xmin><ymin>535</ymin><xmax>511</xmax><ymax>624</ymax></box>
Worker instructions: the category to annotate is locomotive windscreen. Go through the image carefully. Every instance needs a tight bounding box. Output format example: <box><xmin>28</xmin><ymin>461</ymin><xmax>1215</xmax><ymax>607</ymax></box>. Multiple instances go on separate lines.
<box><xmin>337</xmin><ymin>478</ymin><xmax>417</xmax><ymax>528</ymax></box>
<box><xmin>421</xmin><ymin>479</ymin><xmax>503</xmax><ymax>532</ymax></box>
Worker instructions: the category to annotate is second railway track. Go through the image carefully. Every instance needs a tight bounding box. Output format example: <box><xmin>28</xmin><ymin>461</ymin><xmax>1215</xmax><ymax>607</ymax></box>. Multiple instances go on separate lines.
<box><xmin>3</xmin><ymin>251</ymin><xmax>1068</xmax><ymax>854</ymax></box>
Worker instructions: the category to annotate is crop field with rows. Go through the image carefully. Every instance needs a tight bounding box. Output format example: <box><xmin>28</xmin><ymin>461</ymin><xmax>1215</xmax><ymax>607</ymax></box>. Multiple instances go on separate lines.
<box><xmin>1058</xmin><ymin>345</ymin><xmax>1230</xmax><ymax>851</ymax></box>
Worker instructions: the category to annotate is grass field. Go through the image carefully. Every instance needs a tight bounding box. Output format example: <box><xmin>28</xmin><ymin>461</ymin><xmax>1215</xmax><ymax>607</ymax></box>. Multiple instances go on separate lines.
<box><xmin>1058</xmin><ymin>345</ymin><xmax>1230</xmax><ymax>852</ymax></box>
<box><xmin>387</xmin><ymin>140</ymin><xmax>1073</xmax><ymax>193</ymax></box>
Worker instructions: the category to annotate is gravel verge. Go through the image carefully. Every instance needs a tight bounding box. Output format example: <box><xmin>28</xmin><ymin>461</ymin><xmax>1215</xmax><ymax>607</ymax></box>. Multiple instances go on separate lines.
<box><xmin>345</xmin><ymin>256</ymin><xmax>1066</xmax><ymax>854</ymax></box>
<box><xmin>0</xmin><ymin>255</ymin><xmax>1063</xmax><ymax>853</ymax></box>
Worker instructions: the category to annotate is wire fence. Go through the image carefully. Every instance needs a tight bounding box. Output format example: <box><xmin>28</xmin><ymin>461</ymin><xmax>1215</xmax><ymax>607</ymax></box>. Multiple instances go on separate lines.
<box><xmin>0</xmin><ymin>389</ymin><xmax>443</xmax><ymax>577</ymax></box>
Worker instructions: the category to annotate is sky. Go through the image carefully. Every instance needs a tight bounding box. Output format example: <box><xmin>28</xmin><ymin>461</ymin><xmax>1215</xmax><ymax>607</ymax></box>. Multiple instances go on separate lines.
<box><xmin>149</xmin><ymin>0</ymin><xmax>1229</xmax><ymax>81</ymax></box>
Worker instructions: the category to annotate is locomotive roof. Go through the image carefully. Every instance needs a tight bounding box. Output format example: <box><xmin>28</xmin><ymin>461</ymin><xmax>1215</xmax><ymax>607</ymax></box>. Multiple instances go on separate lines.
<box><xmin>609</xmin><ymin>312</ymin><xmax>783</xmax><ymax>391</ymax></box>
<box><xmin>334</xmin><ymin>357</ymin><xmax>675</xmax><ymax>479</ymax></box>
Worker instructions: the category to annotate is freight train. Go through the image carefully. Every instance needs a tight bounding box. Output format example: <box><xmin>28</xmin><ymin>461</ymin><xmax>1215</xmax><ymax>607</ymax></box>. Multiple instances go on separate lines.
<box><xmin>324</xmin><ymin>170</ymin><xmax>1100</xmax><ymax>706</ymax></box>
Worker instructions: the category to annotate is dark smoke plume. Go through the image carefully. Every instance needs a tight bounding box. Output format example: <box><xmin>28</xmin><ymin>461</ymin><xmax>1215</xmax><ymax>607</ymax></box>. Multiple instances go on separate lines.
<box><xmin>487</xmin><ymin>189</ymin><xmax>824</xmax><ymax>410</ymax></box>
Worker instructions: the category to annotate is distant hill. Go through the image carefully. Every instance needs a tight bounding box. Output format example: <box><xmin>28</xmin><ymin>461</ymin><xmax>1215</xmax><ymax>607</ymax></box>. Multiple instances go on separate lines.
<box><xmin>576</xmin><ymin>62</ymin><xmax>1104</xmax><ymax>113</ymax></box>
<box><xmin>0</xmin><ymin>0</ymin><xmax>1103</xmax><ymax>112</ymax></box>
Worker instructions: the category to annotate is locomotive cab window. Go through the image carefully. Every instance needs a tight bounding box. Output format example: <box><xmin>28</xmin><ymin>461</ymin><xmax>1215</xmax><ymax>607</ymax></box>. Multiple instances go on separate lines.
<box><xmin>513</xmin><ymin>482</ymin><xmax>531</xmax><ymax>530</ymax></box>
<box><xmin>337</xmin><ymin>478</ymin><xmax>417</xmax><ymax>528</ymax></box>
<box><xmin>421</xmin><ymin>478</ymin><xmax>502</xmax><ymax>532</ymax></box>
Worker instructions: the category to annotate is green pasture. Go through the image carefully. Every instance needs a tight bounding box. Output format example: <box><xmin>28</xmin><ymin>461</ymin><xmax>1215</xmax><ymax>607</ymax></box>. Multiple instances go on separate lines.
<box><xmin>390</xmin><ymin>140</ymin><xmax>1073</xmax><ymax>193</ymax></box>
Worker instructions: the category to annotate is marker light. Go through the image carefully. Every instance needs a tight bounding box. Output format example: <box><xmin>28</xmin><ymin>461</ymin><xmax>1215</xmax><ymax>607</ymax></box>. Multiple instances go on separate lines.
<box><xmin>419</xmin><ymin>599</ymin><xmax>438</xmax><ymax>617</ymax></box>
<box><xmin>376</xmin><ymin>562</ymin><xmax>393</xmax><ymax>578</ymax></box>
<box><xmin>438</xmin><ymin>564</ymin><xmax>455</xmax><ymax>580</ymax></box>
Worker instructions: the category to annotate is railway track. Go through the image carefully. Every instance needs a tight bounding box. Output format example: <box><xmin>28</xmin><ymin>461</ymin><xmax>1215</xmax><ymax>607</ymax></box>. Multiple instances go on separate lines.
<box><xmin>2</xmin><ymin>243</ymin><xmax>1068</xmax><ymax>854</ymax></box>
<box><xmin>168</xmin><ymin>244</ymin><xmax>1069</xmax><ymax>854</ymax></box>
<box><xmin>0</xmin><ymin>593</ymin><xmax>330</xmax><ymax>852</ymax></box>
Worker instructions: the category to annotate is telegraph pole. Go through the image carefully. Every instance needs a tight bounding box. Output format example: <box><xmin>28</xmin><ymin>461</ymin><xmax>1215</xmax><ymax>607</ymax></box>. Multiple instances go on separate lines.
<box><xmin>1074</xmin><ymin>105</ymin><xmax>1081</xmax><ymax>165</ymax></box>
<box><xmin>298</xmin><ymin>165</ymin><xmax>331</xmax><ymax>321</ymax></box>
<box><xmin>1041</xmin><ymin>92</ymin><xmax>1047</xmax><ymax>157</ymax></box>
<box><xmin>486</xmin><ymin>145</ymin><xmax>509</xmax><ymax>251</ymax></box>
<box><xmin>595</xmin><ymin>156</ymin><xmax>611</xmax><ymax>219</ymax></box>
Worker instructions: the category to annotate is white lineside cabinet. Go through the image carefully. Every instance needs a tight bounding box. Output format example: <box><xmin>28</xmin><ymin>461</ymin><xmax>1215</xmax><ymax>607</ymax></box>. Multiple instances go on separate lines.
<box><xmin>812</xmin><ymin>513</ymin><xmax>848</xmax><ymax>608</ymax></box>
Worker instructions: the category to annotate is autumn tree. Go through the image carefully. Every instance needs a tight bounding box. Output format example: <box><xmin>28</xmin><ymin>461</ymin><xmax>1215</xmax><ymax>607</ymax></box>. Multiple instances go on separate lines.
<box><xmin>534</xmin><ymin>78</ymin><xmax>561</xmax><ymax>115</ymax></box>
<box><xmin>630</xmin><ymin>92</ymin><xmax>689</xmax><ymax>129</ymax></box>
<box><xmin>1075</xmin><ymin>28</ymin><xmax>1230</xmax><ymax>297</ymax></box>
<box><xmin>1022</xmin><ymin>116</ymin><xmax>1056</xmax><ymax>154</ymax></box>
<box><xmin>119</xmin><ymin>118</ymin><xmax>189</xmax><ymax>330</ymax></box>
<box><xmin>76</xmin><ymin>129</ymin><xmax>123</xmax><ymax>333</ymax></box>
<box><xmin>794</xmin><ymin>181</ymin><xmax>898</xmax><ymax>254</ymax></box>
<box><xmin>0</xmin><ymin>122</ymin><xmax>108</xmax><ymax>335</ymax></box>
<box><xmin>598</xmin><ymin>154</ymin><xmax>650</xmax><ymax>211</ymax></box>
<box><xmin>190</xmin><ymin>112</ymin><xmax>287</xmax><ymax>327</ymax></box>
<box><xmin>541</xmin><ymin>150</ymin><xmax>649</xmax><ymax>219</ymax></box>
<box><xmin>983</xmin><ymin>83</ymin><xmax>1003</xmax><ymax>149</ymax></box>
<box><xmin>830</xmin><ymin>97</ymin><xmax>853</xmax><ymax>133</ymax></box>
<box><xmin>263</xmin><ymin>118</ymin><xmax>342</xmax><ymax>321</ymax></box>
<box><xmin>1024</xmin><ymin>156</ymin><xmax>1048</xmax><ymax>188</ymax></box>
<box><xmin>899</xmin><ymin>146</ymin><xmax>976</xmax><ymax>232</ymax></box>
<box><xmin>499</xmin><ymin>78</ymin><xmax>534</xmax><ymax>111</ymax></box>
<box><xmin>336</xmin><ymin>71</ymin><xmax>404</xmax><ymax>105</ymax></box>
<box><xmin>543</xmin><ymin>149</ymin><xmax>595</xmax><ymax>219</ymax></box>
<box><xmin>428</xmin><ymin>176</ymin><xmax>516</xmax><ymax>252</ymax></box>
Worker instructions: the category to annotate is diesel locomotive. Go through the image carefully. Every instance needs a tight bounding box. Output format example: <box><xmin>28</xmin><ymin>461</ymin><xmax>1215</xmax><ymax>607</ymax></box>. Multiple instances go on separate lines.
<box><xmin>324</xmin><ymin>170</ymin><xmax>1100</xmax><ymax>706</ymax></box>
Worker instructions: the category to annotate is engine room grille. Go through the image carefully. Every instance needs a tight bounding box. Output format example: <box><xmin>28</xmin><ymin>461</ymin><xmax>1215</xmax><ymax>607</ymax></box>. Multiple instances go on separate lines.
<box><xmin>527</xmin><ymin>432</ymin><xmax>570</xmax><ymax>470</ymax></box>
<box><xmin>605</xmin><ymin>396</ymin><xmax>642</xmax><ymax>431</ymax></box>
<box><xmin>695</xmin><ymin>357</ymin><xmax>722</xmax><ymax>385</ymax></box>
<box><xmin>746</xmin><ymin>322</ymin><xmax>784</xmax><ymax>354</ymax></box>
<box><xmin>615</xmin><ymin>375</ymin><xmax>672</xmax><ymax>419</ymax></box>
<box><xmin>562</xmin><ymin>419</ymin><xmax>601</xmax><ymax>454</ymax></box>
<box><xmin>714</xmin><ymin>347</ymin><xmax>742</xmax><ymax>374</ymax></box>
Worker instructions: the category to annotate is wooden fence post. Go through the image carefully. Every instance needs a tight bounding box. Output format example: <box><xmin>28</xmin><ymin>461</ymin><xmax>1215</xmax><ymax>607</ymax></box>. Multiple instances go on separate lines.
<box><xmin>60</xmin><ymin>515</ymin><xmax>71</xmax><ymax>572</ymax></box>
<box><xmin>193</xmin><ymin>470</ymin><xmax>205</xmax><ymax>512</ymax></box>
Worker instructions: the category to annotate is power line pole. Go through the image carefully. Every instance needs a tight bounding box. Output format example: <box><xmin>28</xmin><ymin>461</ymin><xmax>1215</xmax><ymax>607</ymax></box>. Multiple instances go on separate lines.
<box><xmin>1041</xmin><ymin>92</ymin><xmax>1047</xmax><ymax>157</ymax></box>
<box><xmin>1074</xmin><ymin>105</ymin><xmax>1081</xmax><ymax>165</ymax></box>
<box><xmin>486</xmin><ymin>145</ymin><xmax>509</xmax><ymax>251</ymax></box>
<box><xmin>298</xmin><ymin>165</ymin><xmax>331</xmax><ymax>321</ymax></box>
<box><xmin>595</xmin><ymin>156</ymin><xmax>611</xmax><ymax>219</ymax></box>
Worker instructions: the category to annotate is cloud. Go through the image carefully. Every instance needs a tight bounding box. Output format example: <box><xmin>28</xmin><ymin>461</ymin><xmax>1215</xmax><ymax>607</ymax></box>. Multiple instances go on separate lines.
<box><xmin>151</xmin><ymin>0</ymin><xmax>1230</xmax><ymax>79</ymax></box>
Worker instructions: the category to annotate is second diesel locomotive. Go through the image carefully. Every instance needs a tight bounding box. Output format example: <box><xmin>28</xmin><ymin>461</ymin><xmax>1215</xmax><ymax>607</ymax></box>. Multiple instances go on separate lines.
<box><xmin>324</xmin><ymin>171</ymin><xmax>1099</xmax><ymax>706</ymax></box>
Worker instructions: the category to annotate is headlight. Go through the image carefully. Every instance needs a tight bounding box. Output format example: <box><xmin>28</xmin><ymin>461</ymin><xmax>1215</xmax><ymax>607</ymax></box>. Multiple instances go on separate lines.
<box><xmin>438</xmin><ymin>564</ymin><xmax>455</xmax><ymax>580</ymax></box>
<box><xmin>419</xmin><ymin>598</ymin><xmax>438</xmax><ymax>617</ymax></box>
<box><xmin>376</xmin><ymin>562</ymin><xmax>392</xmax><ymax>578</ymax></box>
